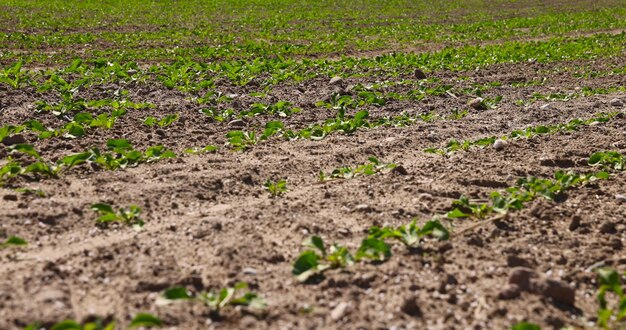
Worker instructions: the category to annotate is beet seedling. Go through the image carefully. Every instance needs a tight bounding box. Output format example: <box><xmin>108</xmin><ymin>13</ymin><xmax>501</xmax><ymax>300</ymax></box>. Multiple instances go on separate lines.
<box><xmin>161</xmin><ymin>283</ymin><xmax>266</xmax><ymax>314</ymax></box>
<box><xmin>292</xmin><ymin>236</ymin><xmax>354</xmax><ymax>282</ymax></box>
<box><xmin>367</xmin><ymin>219</ymin><xmax>449</xmax><ymax>248</ymax></box>
<box><xmin>596</xmin><ymin>268</ymin><xmax>626</xmax><ymax>329</ymax></box>
<box><xmin>90</xmin><ymin>203</ymin><xmax>144</xmax><ymax>227</ymax></box>
<box><xmin>1</xmin><ymin>236</ymin><xmax>27</xmax><ymax>249</ymax></box>
<box><xmin>264</xmin><ymin>179</ymin><xmax>287</xmax><ymax>197</ymax></box>
<box><xmin>589</xmin><ymin>151</ymin><xmax>625</xmax><ymax>170</ymax></box>
<box><xmin>319</xmin><ymin>157</ymin><xmax>397</xmax><ymax>181</ymax></box>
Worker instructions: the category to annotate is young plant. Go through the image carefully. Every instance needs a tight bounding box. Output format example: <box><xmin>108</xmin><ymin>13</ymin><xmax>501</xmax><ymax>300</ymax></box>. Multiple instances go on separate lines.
<box><xmin>596</xmin><ymin>268</ymin><xmax>626</xmax><ymax>329</ymax></box>
<box><xmin>161</xmin><ymin>283</ymin><xmax>266</xmax><ymax>314</ymax></box>
<box><xmin>264</xmin><ymin>179</ymin><xmax>287</xmax><ymax>197</ymax></box>
<box><xmin>319</xmin><ymin>157</ymin><xmax>397</xmax><ymax>181</ymax></box>
<box><xmin>367</xmin><ymin>219</ymin><xmax>450</xmax><ymax>248</ymax></box>
<box><xmin>1</xmin><ymin>236</ymin><xmax>27</xmax><ymax>249</ymax></box>
<box><xmin>292</xmin><ymin>236</ymin><xmax>354</xmax><ymax>282</ymax></box>
<box><xmin>90</xmin><ymin>203</ymin><xmax>144</xmax><ymax>227</ymax></box>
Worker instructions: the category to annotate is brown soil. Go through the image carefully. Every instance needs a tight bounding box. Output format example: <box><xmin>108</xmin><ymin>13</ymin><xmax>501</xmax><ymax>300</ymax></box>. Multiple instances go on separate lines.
<box><xmin>1</xmin><ymin>39</ymin><xmax>626</xmax><ymax>330</ymax></box>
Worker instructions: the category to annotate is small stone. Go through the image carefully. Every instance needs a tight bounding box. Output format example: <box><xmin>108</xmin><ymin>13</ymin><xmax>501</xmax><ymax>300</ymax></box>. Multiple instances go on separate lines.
<box><xmin>469</xmin><ymin>97</ymin><xmax>485</xmax><ymax>110</ymax></box>
<box><xmin>498</xmin><ymin>284</ymin><xmax>521</xmax><ymax>300</ymax></box>
<box><xmin>414</xmin><ymin>69</ymin><xmax>427</xmax><ymax>80</ymax></box>
<box><xmin>3</xmin><ymin>194</ymin><xmax>17</xmax><ymax>201</ymax></box>
<box><xmin>329</xmin><ymin>76</ymin><xmax>343</xmax><ymax>85</ymax></box>
<box><xmin>228</xmin><ymin>119</ymin><xmax>245</xmax><ymax>127</ymax></box>
<box><xmin>401</xmin><ymin>296</ymin><xmax>423</xmax><ymax>317</ymax></box>
<box><xmin>330</xmin><ymin>301</ymin><xmax>351</xmax><ymax>320</ymax></box>
<box><xmin>127</xmin><ymin>69</ymin><xmax>138</xmax><ymax>76</ymax></box>
<box><xmin>610</xmin><ymin>98</ymin><xmax>623</xmax><ymax>107</ymax></box>
<box><xmin>493</xmin><ymin>139</ymin><xmax>507</xmax><ymax>151</ymax></box>
<box><xmin>391</xmin><ymin>165</ymin><xmax>408</xmax><ymax>175</ymax></box>
<box><xmin>242</xmin><ymin>267</ymin><xmax>257</xmax><ymax>275</ymax></box>
<box><xmin>540</xmin><ymin>103</ymin><xmax>551</xmax><ymax>110</ymax></box>
<box><xmin>506</xmin><ymin>255</ymin><xmax>533</xmax><ymax>268</ymax></box>
<box><xmin>353</xmin><ymin>204</ymin><xmax>371</xmax><ymax>212</ymax></box>
<box><xmin>531</xmin><ymin>278</ymin><xmax>576</xmax><ymax>306</ymax></box>
<box><xmin>1</xmin><ymin>134</ymin><xmax>26</xmax><ymax>146</ymax></box>
<box><xmin>615</xmin><ymin>194</ymin><xmax>626</xmax><ymax>202</ymax></box>
<box><xmin>568</xmin><ymin>215</ymin><xmax>581</xmax><ymax>231</ymax></box>
<box><xmin>508</xmin><ymin>267</ymin><xmax>536</xmax><ymax>291</ymax></box>
<box><xmin>599</xmin><ymin>222</ymin><xmax>616</xmax><ymax>234</ymax></box>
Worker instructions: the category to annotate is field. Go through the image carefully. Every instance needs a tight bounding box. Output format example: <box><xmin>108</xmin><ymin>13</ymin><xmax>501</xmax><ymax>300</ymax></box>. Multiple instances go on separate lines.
<box><xmin>1</xmin><ymin>0</ymin><xmax>626</xmax><ymax>329</ymax></box>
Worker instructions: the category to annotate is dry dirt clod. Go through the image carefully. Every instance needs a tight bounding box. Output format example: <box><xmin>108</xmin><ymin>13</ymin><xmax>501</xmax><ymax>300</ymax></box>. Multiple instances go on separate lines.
<box><xmin>609</xmin><ymin>98</ymin><xmax>623</xmax><ymax>107</ymax></box>
<box><xmin>401</xmin><ymin>296</ymin><xmax>423</xmax><ymax>317</ymax></box>
<box><xmin>1</xmin><ymin>134</ymin><xmax>26</xmax><ymax>146</ymax></box>
<box><xmin>498</xmin><ymin>284</ymin><xmax>521</xmax><ymax>300</ymax></box>
<box><xmin>414</xmin><ymin>68</ymin><xmax>427</xmax><ymax>80</ymax></box>
<box><xmin>531</xmin><ymin>278</ymin><xmax>576</xmax><ymax>306</ymax></box>
<box><xmin>391</xmin><ymin>165</ymin><xmax>408</xmax><ymax>175</ymax></box>
<box><xmin>228</xmin><ymin>119</ymin><xmax>246</xmax><ymax>127</ymax></box>
<box><xmin>508</xmin><ymin>267</ymin><xmax>536</xmax><ymax>291</ymax></box>
<box><xmin>568</xmin><ymin>215</ymin><xmax>581</xmax><ymax>231</ymax></box>
<box><xmin>469</xmin><ymin>97</ymin><xmax>485</xmax><ymax>110</ymax></box>
<box><xmin>493</xmin><ymin>139</ymin><xmax>507</xmax><ymax>151</ymax></box>
<box><xmin>329</xmin><ymin>76</ymin><xmax>343</xmax><ymax>85</ymax></box>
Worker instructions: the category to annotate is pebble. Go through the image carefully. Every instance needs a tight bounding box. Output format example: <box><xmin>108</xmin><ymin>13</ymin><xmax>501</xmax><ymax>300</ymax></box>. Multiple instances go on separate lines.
<box><xmin>469</xmin><ymin>97</ymin><xmax>485</xmax><ymax>110</ymax></box>
<box><xmin>568</xmin><ymin>215</ymin><xmax>581</xmax><ymax>231</ymax></box>
<box><xmin>353</xmin><ymin>204</ymin><xmax>371</xmax><ymax>212</ymax></box>
<box><xmin>610</xmin><ymin>98</ymin><xmax>623</xmax><ymax>107</ymax></box>
<box><xmin>330</xmin><ymin>301</ymin><xmax>351</xmax><ymax>320</ymax></box>
<box><xmin>227</xmin><ymin>119</ymin><xmax>245</xmax><ymax>127</ymax></box>
<box><xmin>329</xmin><ymin>76</ymin><xmax>343</xmax><ymax>85</ymax></box>
<box><xmin>615</xmin><ymin>194</ymin><xmax>626</xmax><ymax>202</ymax></box>
<box><xmin>493</xmin><ymin>139</ymin><xmax>507</xmax><ymax>151</ymax></box>
<box><xmin>1</xmin><ymin>134</ymin><xmax>26</xmax><ymax>146</ymax></box>
<box><xmin>401</xmin><ymin>296</ymin><xmax>423</xmax><ymax>317</ymax></box>
<box><xmin>414</xmin><ymin>69</ymin><xmax>427</xmax><ymax>80</ymax></box>
<box><xmin>242</xmin><ymin>267</ymin><xmax>257</xmax><ymax>275</ymax></box>
<box><xmin>540</xmin><ymin>103</ymin><xmax>551</xmax><ymax>110</ymax></box>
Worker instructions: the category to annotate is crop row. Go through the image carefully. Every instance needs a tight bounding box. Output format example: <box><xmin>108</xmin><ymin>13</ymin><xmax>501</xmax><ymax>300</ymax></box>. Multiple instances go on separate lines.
<box><xmin>2</xmin><ymin>33</ymin><xmax>625</xmax><ymax>92</ymax></box>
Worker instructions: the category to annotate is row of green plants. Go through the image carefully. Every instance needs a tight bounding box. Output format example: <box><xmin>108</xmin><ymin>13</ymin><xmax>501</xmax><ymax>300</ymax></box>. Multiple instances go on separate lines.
<box><xmin>425</xmin><ymin>111</ymin><xmax>618</xmax><ymax>155</ymax></box>
<box><xmin>3</xmin><ymin>32</ymin><xmax>625</xmax><ymax>91</ymax></box>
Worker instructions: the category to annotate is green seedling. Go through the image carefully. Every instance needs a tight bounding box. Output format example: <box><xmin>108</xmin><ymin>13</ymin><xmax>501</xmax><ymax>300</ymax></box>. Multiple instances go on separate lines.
<box><xmin>90</xmin><ymin>203</ymin><xmax>144</xmax><ymax>227</ymax></box>
<box><xmin>184</xmin><ymin>145</ymin><xmax>219</xmax><ymax>154</ymax></box>
<box><xmin>144</xmin><ymin>114</ymin><xmax>179</xmax><ymax>127</ymax></box>
<box><xmin>511</xmin><ymin>322</ymin><xmax>542</xmax><ymax>330</ymax></box>
<box><xmin>596</xmin><ymin>268</ymin><xmax>626</xmax><ymax>329</ymax></box>
<box><xmin>128</xmin><ymin>313</ymin><xmax>163</xmax><ymax>328</ymax></box>
<box><xmin>589</xmin><ymin>151</ymin><xmax>625</xmax><ymax>170</ymax></box>
<box><xmin>24</xmin><ymin>319</ymin><xmax>115</xmax><ymax>330</ymax></box>
<box><xmin>292</xmin><ymin>236</ymin><xmax>354</xmax><ymax>282</ymax></box>
<box><xmin>1</xmin><ymin>236</ymin><xmax>27</xmax><ymax>249</ymax></box>
<box><xmin>264</xmin><ymin>179</ymin><xmax>287</xmax><ymax>197</ymax></box>
<box><xmin>319</xmin><ymin>157</ymin><xmax>397</xmax><ymax>181</ymax></box>
<box><xmin>161</xmin><ymin>283</ymin><xmax>266</xmax><ymax>314</ymax></box>
<box><xmin>367</xmin><ymin>219</ymin><xmax>449</xmax><ymax>248</ymax></box>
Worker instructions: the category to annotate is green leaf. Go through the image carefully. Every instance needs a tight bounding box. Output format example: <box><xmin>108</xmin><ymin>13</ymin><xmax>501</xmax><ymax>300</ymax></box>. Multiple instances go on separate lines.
<box><xmin>304</xmin><ymin>236</ymin><xmax>326</xmax><ymax>256</ymax></box>
<box><xmin>421</xmin><ymin>220</ymin><xmax>450</xmax><ymax>240</ymax></box>
<box><xmin>588</xmin><ymin>152</ymin><xmax>603</xmax><ymax>165</ymax></box>
<box><xmin>511</xmin><ymin>322</ymin><xmax>541</xmax><ymax>330</ymax></box>
<box><xmin>129</xmin><ymin>313</ymin><xmax>163</xmax><ymax>328</ymax></box>
<box><xmin>106</xmin><ymin>139</ymin><xmax>133</xmax><ymax>151</ymax></box>
<box><xmin>4</xmin><ymin>236</ymin><xmax>27</xmax><ymax>246</ymax></box>
<box><xmin>91</xmin><ymin>203</ymin><xmax>114</xmax><ymax>214</ymax></box>
<box><xmin>50</xmin><ymin>320</ymin><xmax>82</xmax><ymax>330</ymax></box>
<box><xmin>445</xmin><ymin>208</ymin><xmax>470</xmax><ymax>218</ymax></box>
<box><xmin>11</xmin><ymin>144</ymin><xmax>41</xmax><ymax>159</ymax></box>
<box><xmin>355</xmin><ymin>238</ymin><xmax>391</xmax><ymax>261</ymax></box>
<box><xmin>292</xmin><ymin>250</ymin><xmax>321</xmax><ymax>280</ymax></box>
<box><xmin>163</xmin><ymin>287</ymin><xmax>193</xmax><ymax>300</ymax></box>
